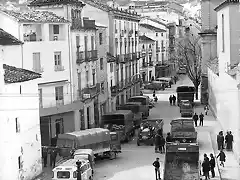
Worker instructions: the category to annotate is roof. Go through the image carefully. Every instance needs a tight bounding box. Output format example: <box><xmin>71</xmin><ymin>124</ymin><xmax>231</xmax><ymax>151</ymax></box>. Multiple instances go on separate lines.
<box><xmin>28</xmin><ymin>0</ymin><xmax>85</xmax><ymax>7</ymax></box>
<box><xmin>0</xmin><ymin>8</ymin><xmax>69</xmax><ymax>23</ymax></box>
<box><xmin>214</xmin><ymin>0</ymin><xmax>239</xmax><ymax>11</ymax></box>
<box><xmin>144</xmin><ymin>17</ymin><xmax>167</xmax><ymax>27</ymax></box>
<box><xmin>95</xmin><ymin>22</ymin><xmax>107</xmax><ymax>28</ymax></box>
<box><xmin>139</xmin><ymin>35</ymin><xmax>155</xmax><ymax>42</ymax></box>
<box><xmin>3</xmin><ymin>64</ymin><xmax>41</xmax><ymax>83</ymax></box>
<box><xmin>140</xmin><ymin>23</ymin><xmax>166</xmax><ymax>32</ymax></box>
<box><xmin>0</xmin><ymin>28</ymin><xmax>23</xmax><ymax>45</ymax></box>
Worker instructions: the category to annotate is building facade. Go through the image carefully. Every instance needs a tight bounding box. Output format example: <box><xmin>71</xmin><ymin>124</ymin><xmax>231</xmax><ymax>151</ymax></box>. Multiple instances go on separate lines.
<box><xmin>208</xmin><ymin>0</ymin><xmax>240</xmax><ymax>163</ymax></box>
<box><xmin>0</xmin><ymin>29</ymin><xmax>42</xmax><ymax>180</ymax></box>
<box><xmin>80</xmin><ymin>0</ymin><xmax>141</xmax><ymax>110</ymax></box>
<box><xmin>139</xmin><ymin>35</ymin><xmax>155</xmax><ymax>83</ymax></box>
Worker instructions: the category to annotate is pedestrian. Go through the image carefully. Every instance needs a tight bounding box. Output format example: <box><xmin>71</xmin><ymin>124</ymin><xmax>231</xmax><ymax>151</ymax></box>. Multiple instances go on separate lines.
<box><xmin>174</xmin><ymin>76</ymin><xmax>177</xmax><ymax>84</ymax></box>
<box><xmin>209</xmin><ymin>153</ymin><xmax>215</xmax><ymax>178</ymax></box>
<box><xmin>225</xmin><ymin>131</ymin><xmax>229</xmax><ymax>150</ymax></box>
<box><xmin>153</xmin><ymin>90</ymin><xmax>156</xmax><ymax>97</ymax></box>
<box><xmin>169</xmin><ymin>81</ymin><xmax>172</xmax><ymax>88</ymax></box>
<box><xmin>169</xmin><ymin>95</ymin><xmax>173</xmax><ymax>106</ymax></box>
<box><xmin>154</xmin><ymin>96</ymin><xmax>158</xmax><ymax>102</ymax></box>
<box><xmin>217</xmin><ymin>149</ymin><xmax>226</xmax><ymax>167</ymax></box>
<box><xmin>204</xmin><ymin>105</ymin><xmax>209</xmax><ymax>115</ymax></box>
<box><xmin>166</xmin><ymin>132</ymin><xmax>172</xmax><ymax>142</ymax></box>
<box><xmin>202</xmin><ymin>157</ymin><xmax>210</xmax><ymax>180</ymax></box>
<box><xmin>228</xmin><ymin>131</ymin><xmax>234</xmax><ymax>151</ymax></box>
<box><xmin>199</xmin><ymin>112</ymin><xmax>204</xmax><ymax>126</ymax></box>
<box><xmin>172</xmin><ymin>95</ymin><xmax>176</xmax><ymax>105</ymax></box>
<box><xmin>193</xmin><ymin>113</ymin><xmax>199</xmax><ymax>127</ymax></box>
<box><xmin>42</xmin><ymin>146</ymin><xmax>48</xmax><ymax>167</ymax></box>
<box><xmin>159</xmin><ymin>135</ymin><xmax>165</xmax><ymax>153</ymax></box>
<box><xmin>155</xmin><ymin>133</ymin><xmax>161</xmax><ymax>153</ymax></box>
<box><xmin>152</xmin><ymin>158</ymin><xmax>161</xmax><ymax>180</ymax></box>
<box><xmin>140</xmin><ymin>91</ymin><xmax>143</xmax><ymax>96</ymax></box>
<box><xmin>217</xmin><ymin>131</ymin><xmax>224</xmax><ymax>150</ymax></box>
<box><xmin>50</xmin><ymin>148</ymin><xmax>58</xmax><ymax>168</ymax></box>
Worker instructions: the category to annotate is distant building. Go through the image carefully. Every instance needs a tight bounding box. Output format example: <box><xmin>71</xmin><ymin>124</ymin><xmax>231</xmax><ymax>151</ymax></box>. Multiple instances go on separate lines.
<box><xmin>0</xmin><ymin>29</ymin><xmax>42</xmax><ymax>180</ymax></box>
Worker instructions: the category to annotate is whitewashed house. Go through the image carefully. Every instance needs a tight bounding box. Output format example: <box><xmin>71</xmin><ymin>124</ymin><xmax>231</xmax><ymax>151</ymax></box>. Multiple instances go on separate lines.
<box><xmin>0</xmin><ymin>29</ymin><xmax>42</xmax><ymax>180</ymax></box>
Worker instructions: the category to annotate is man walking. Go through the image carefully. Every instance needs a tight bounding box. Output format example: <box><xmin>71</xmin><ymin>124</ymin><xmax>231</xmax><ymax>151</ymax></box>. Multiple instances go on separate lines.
<box><xmin>155</xmin><ymin>133</ymin><xmax>161</xmax><ymax>153</ymax></box>
<box><xmin>172</xmin><ymin>95</ymin><xmax>176</xmax><ymax>105</ymax></box>
<box><xmin>217</xmin><ymin>149</ymin><xmax>226</xmax><ymax>167</ymax></box>
<box><xmin>229</xmin><ymin>131</ymin><xmax>234</xmax><ymax>150</ymax></box>
<box><xmin>50</xmin><ymin>148</ymin><xmax>58</xmax><ymax>168</ymax></box>
<box><xmin>199</xmin><ymin>112</ymin><xmax>204</xmax><ymax>126</ymax></box>
<box><xmin>169</xmin><ymin>95</ymin><xmax>173</xmax><ymax>106</ymax></box>
<box><xmin>153</xmin><ymin>158</ymin><xmax>161</xmax><ymax>180</ymax></box>
<box><xmin>159</xmin><ymin>135</ymin><xmax>165</xmax><ymax>153</ymax></box>
<box><xmin>193</xmin><ymin>113</ymin><xmax>198</xmax><ymax>127</ymax></box>
<box><xmin>42</xmin><ymin>146</ymin><xmax>48</xmax><ymax>167</ymax></box>
<box><xmin>217</xmin><ymin>131</ymin><xmax>224</xmax><ymax>150</ymax></box>
<box><xmin>209</xmin><ymin>153</ymin><xmax>215</xmax><ymax>178</ymax></box>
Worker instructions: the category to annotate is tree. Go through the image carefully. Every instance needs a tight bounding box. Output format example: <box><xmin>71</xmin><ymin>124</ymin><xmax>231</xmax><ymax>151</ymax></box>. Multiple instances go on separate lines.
<box><xmin>175</xmin><ymin>31</ymin><xmax>202</xmax><ymax>100</ymax></box>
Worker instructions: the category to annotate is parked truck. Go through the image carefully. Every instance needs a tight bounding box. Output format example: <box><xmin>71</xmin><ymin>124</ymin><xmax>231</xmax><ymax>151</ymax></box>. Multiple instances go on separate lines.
<box><xmin>56</xmin><ymin>128</ymin><xmax>121</xmax><ymax>160</ymax></box>
<box><xmin>170</xmin><ymin>118</ymin><xmax>197</xmax><ymax>143</ymax></box>
<box><xmin>176</xmin><ymin>86</ymin><xmax>195</xmax><ymax>106</ymax></box>
<box><xmin>164</xmin><ymin>142</ymin><xmax>200</xmax><ymax>180</ymax></box>
<box><xmin>101</xmin><ymin>110</ymin><xmax>135</xmax><ymax>142</ymax></box>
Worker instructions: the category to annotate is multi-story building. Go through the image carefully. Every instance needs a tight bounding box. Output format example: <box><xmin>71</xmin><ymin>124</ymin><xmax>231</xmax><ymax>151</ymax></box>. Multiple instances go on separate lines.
<box><xmin>139</xmin><ymin>35</ymin><xmax>155</xmax><ymax>82</ymax></box>
<box><xmin>0</xmin><ymin>8</ymin><xmax>81</xmax><ymax>146</ymax></box>
<box><xmin>80</xmin><ymin>0</ymin><xmax>141</xmax><ymax>110</ymax></box>
<box><xmin>0</xmin><ymin>29</ymin><xmax>42</xmax><ymax>180</ymax></box>
<box><xmin>207</xmin><ymin>0</ymin><xmax>240</xmax><ymax>164</ymax></box>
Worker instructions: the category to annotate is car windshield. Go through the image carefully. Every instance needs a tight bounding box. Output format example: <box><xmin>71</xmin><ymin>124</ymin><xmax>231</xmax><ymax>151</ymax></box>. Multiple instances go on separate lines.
<box><xmin>57</xmin><ymin>171</ymin><xmax>70</xmax><ymax>179</ymax></box>
<box><xmin>171</xmin><ymin>121</ymin><xmax>195</xmax><ymax>132</ymax></box>
<box><xmin>128</xmin><ymin>97</ymin><xmax>147</xmax><ymax>105</ymax></box>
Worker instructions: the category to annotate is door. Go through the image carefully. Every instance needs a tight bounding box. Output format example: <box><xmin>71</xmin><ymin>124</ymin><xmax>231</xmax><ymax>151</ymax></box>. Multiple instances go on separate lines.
<box><xmin>78</xmin><ymin>72</ymin><xmax>81</xmax><ymax>98</ymax></box>
<box><xmin>84</xmin><ymin>36</ymin><xmax>88</xmax><ymax>57</ymax></box>
<box><xmin>80</xmin><ymin>109</ymin><xmax>85</xmax><ymax>130</ymax></box>
<box><xmin>40</xmin><ymin>117</ymin><xmax>51</xmax><ymax>146</ymax></box>
<box><xmin>94</xmin><ymin>102</ymin><xmax>99</xmax><ymax>127</ymax></box>
<box><xmin>91</xmin><ymin>36</ymin><xmax>94</xmax><ymax>50</ymax></box>
<box><xmin>87</xmin><ymin>107</ymin><xmax>90</xmax><ymax>129</ymax></box>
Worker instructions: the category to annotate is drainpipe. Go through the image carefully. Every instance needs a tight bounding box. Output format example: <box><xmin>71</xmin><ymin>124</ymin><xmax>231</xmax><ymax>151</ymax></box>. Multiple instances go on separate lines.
<box><xmin>67</xmin><ymin>6</ymin><xmax>73</xmax><ymax>103</ymax></box>
<box><xmin>18</xmin><ymin>24</ymin><xmax>24</xmax><ymax>68</ymax></box>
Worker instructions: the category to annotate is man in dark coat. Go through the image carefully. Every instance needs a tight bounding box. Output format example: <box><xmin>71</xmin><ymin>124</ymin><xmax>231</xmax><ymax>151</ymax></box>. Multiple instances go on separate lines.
<box><xmin>159</xmin><ymin>135</ymin><xmax>165</xmax><ymax>153</ymax></box>
<box><xmin>169</xmin><ymin>95</ymin><xmax>173</xmax><ymax>106</ymax></box>
<box><xmin>166</xmin><ymin>132</ymin><xmax>172</xmax><ymax>142</ymax></box>
<box><xmin>50</xmin><ymin>148</ymin><xmax>58</xmax><ymax>168</ymax></box>
<box><xmin>172</xmin><ymin>95</ymin><xmax>176</xmax><ymax>105</ymax></box>
<box><xmin>155</xmin><ymin>133</ymin><xmax>161</xmax><ymax>153</ymax></box>
<box><xmin>193</xmin><ymin>113</ymin><xmax>198</xmax><ymax>127</ymax></box>
<box><xmin>42</xmin><ymin>146</ymin><xmax>48</xmax><ymax>167</ymax></box>
<box><xmin>152</xmin><ymin>158</ymin><xmax>161</xmax><ymax>180</ymax></box>
<box><xmin>209</xmin><ymin>153</ymin><xmax>215</xmax><ymax>178</ymax></box>
<box><xmin>217</xmin><ymin>131</ymin><xmax>224</xmax><ymax>150</ymax></box>
<box><xmin>202</xmin><ymin>158</ymin><xmax>210</xmax><ymax>180</ymax></box>
<box><xmin>217</xmin><ymin>149</ymin><xmax>226</xmax><ymax>167</ymax></box>
<box><xmin>199</xmin><ymin>112</ymin><xmax>204</xmax><ymax>126</ymax></box>
<box><xmin>228</xmin><ymin>131</ymin><xmax>234</xmax><ymax>150</ymax></box>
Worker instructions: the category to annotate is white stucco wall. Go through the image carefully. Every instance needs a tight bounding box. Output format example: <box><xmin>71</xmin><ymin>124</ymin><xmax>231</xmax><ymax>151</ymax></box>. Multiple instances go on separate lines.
<box><xmin>0</xmin><ymin>79</ymin><xmax>42</xmax><ymax>180</ymax></box>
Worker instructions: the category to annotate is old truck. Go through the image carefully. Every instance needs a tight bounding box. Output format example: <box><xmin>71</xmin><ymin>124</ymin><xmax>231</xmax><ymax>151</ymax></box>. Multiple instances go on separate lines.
<box><xmin>101</xmin><ymin>110</ymin><xmax>135</xmax><ymax>142</ymax></box>
<box><xmin>116</xmin><ymin>102</ymin><xmax>143</xmax><ymax>128</ymax></box>
<box><xmin>176</xmin><ymin>86</ymin><xmax>195</xmax><ymax>106</ymax></box>
<box><xmin>170</xmin><ymin>118</ymin><xmax>197</xmax><ymax>143</ymax></box>
<box><xmin>164</xmin><ymin>142</ymin><xmax>200</xmax><ymax>180</ymax></box>
<box><xmin>127</xmin><ymin>96</ymin><xmax>150</xmax><ymax>118</ymax></box>
<box><xmin>56</xmin><ymin>128</ymin><xmax>121</xmax><ymax>160</ymax></box>
<box><xmin>179</xmin><ymin>100</ymin><xmax>194</xmax><ymax>117</ymax></box>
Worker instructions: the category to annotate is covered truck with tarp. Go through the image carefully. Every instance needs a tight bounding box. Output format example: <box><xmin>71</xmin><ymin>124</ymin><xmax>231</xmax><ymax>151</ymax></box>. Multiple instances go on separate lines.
<box><xmin>170</xmin><ymin>118</ymin><xmax>197</xmax><ymax>143</ymax></box>
<box><xmin>164</xmin><ymin>142</ymin><xmax>200</xmax><ymax>180</ymax></box>
<box><xmin>179</xmin><ymin>100</ymin><xmax>194</xmax><ymax>117</ymax></box>
<box><xmin>57</xmin><ymin>128</ymin><xmax>121</xmax><ymax>160</ymax></box>
<box><xmin>116</xmin><ymin>102</ymin><xmax>143</xmax><ymax>127</ymax></box>
<box><xmin>176</xmin><ymin>85</ymin><xmax>195</xmax><ymax>106</ymax></box>
<box><xmin>101</xmin><ymin>110</ymin><xmax>135</xmax><ymax>142</ymax></box>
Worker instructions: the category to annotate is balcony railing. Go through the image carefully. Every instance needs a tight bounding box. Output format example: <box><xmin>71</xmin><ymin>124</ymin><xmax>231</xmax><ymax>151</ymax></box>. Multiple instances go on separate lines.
<box><xmin>81</xmin><ymin>83</ymin><xmax>100</xmax><ymax>100</ymax></box>
<box><xmin>142</xmin><ymin>49</ymin><xmax>146</xmax><ymax>54</ymax></box>
<box><xmin>156</xmin><ymin>47</ymin><xmax>160</xmax><ymax>52</ymax></box>
<box><xmin>85</xmin><ymin>50</ymin><xmax>98</xmax><ymax>62</ymax></box>
<box><xmin>54</xmin><ymin>65</ymin><xmax>65</xmax><ymax>71</ymax></box>
<box><xmin>148</xmin><ymin>48</ymin><xmax>152</xmax><ymax>54</ymax></box>
<box><xmin>161</xmin><ymin>47</ymin><xmax>165</xmax><ymax>52</ymax></box>
<box><xmin>111</xmin><ymin>84</ymin><xmax>119</xmax><ymax>96</ymax></box>
<box><xmin>76</xmin><ymin>51</ymin><xmax>85</xmax><ymax>64</ymax></box>
<box><xmin>128</xmin><ymin>30</ymin><xmax>133</xmax><ymax>37</ymax></box>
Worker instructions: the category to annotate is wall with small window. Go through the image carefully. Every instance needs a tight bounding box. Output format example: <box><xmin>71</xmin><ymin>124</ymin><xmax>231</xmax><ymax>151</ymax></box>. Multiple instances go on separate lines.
<box><xmin>49</xmin><ymin>24</ymin><xmax>67</xmax><ymax>41</ymax></box>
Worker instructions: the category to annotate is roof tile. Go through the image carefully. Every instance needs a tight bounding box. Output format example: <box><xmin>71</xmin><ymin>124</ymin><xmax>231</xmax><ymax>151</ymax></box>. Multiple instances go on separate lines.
<box><xmin>3</xmin><ymin>64</ymin><xmax>41</xmax><ymax>83</ymax></box>
<box><xmin>29</xmin><ymin>0</ymin><xmax>85</xmax><ymax>7</ymax></box>
<box><xmin>140</xmin><ymin>23</ymin><xmax>166</xmax><ymax>32</ymax></box>
<box><xmin>0</xmin><ymin>8</ymin><xmax>69</xmax><ymax>23</ymax></box>
<box><xmin>139</xmin><ymin>35</ymin><xmax>155</xmax><ymax>42</ymax></box>
<box><xmin>0</xmin><ymin>28</ymin><xmax>23</xmax><ymax>45</ymax></box>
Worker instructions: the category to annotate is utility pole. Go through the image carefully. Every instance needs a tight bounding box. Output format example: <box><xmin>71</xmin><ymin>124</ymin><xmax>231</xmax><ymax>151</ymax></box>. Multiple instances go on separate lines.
<box><xmin>76</xmin><ymin>160</ymin><xmax>82</xmax><ymax>180</ymax></box>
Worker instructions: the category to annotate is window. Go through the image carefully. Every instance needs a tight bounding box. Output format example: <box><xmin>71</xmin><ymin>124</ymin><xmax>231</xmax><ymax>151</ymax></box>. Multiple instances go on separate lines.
<box><xmin>15</xmin><ymin>118</ymin><xmax>20</xmax><ymax>133</ymax></box>
<box><xmin>114</xmin><ymin>20</ymin><xmax>117</xmax><ymax>33</ymax></box>
<box><xmin>156</xmin><ymin>33</ymin><xmax>158</xmax><ymax>36</ymax></box>
<box><xmin>101</xmin><ymin>82</ymin><xmax>104</xmax><ymax>92</ymax></box>
<box><xmin>18</xmin><ymin>156</ymin><xmax>22</xmax><ymax>169</ymax></box>
<box><xmin>33</xmin><ymin>52</ymin><xmax>42</xmax><ymax>73</ymax></box>
<box><xmin>100</xmin><ymin>58</ymin><xmax>104</xmax><ymax>70</ymax></box>
<box><xmin>92</xmin><ymin>69</ymin><xmax>96</xmax><ymax>85</ymax></box>
<box><xmin>76</xmin><ymin>35</ymin><xmax>80</xmax><ymax>47</ymax></box>
<box><xmin>99</xmin><ymin>33</ymin><xmax>103</xmax><ymax>45</ymax></box>
<box><xmin>57</xmin><ymin>171</ymin><xmax>70</xmax><ymax>178</ymax></box>
<box><xmin>162</xmin><ymin>53</ymin><xmax>164</xmax><ymax>62</ymax></box>
<box><xmin>91</xmin><ymin>36</ymin><xmax>94</xmax><ymax>50</ymax></box>
<box><xmin>53</xmin><ymin>25</ymin><xmax>59</xmax><ymax>34</ymax></box>
<box><xmin>86</xmin><ymin>70</ymin><xmax>89</xmax><ymax>84</ymax></box>
<box><xmin>110</xmin><ymin>79</ymin><xmax>113</xmax><ymax>87</ymax></box>
<box><xmin>119</xmin><ymin>21</ymin><xmax>121</xmax><ymax>31</ymax></box>
<box><xmin>39</xmin><ymin>89</ymin><xmax>42</xmax><ymax>107</ymax></box>
<box><xmin>54</xmin><ymin>52</ymin><xmax>62</xmax><ymax>66</ymax></box>
<box><xmin>55</xmin><ymin>118</ymin><xmax>64</xmax><ymax>135</ymax></box>
<box><xmin>161</xmin><ymin>33</ymin><xmax>163</xmax><ymax>36</ymax></box>
<box><xmin>110</xmin><ymin>63</ymin><xmax>113</xmax><ymax>72</ymax></box>
<box><xmin>55</xmin><ymin>86</ymin><xmax>63</xmax><ymax>101</ymax></box>
<box><xmin>222</xmin><ymin>14</ymin><xmax>225</xmax><ymax>52</ymax></box>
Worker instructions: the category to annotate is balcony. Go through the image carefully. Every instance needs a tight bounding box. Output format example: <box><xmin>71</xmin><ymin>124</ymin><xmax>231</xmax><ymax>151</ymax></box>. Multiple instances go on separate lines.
<box><xmin>148</xmin><ymin>48</ymin><xmax>152</xmax><ymax>54</ymax></box>
<box><xmin>54</xmin><ymin>65</ymin><xmax>65</xmax><ymax>71</ymax></box>
<box><xmin>149</xmin><ymin>61</ymin><xmax>154</xmax><ymax>66</ymax></box>
<box><xmin>128</xmin><ymin>30</ymin><xmax>133</xmax><ymax>37</ymax></box>
<box><xmin>142</xmin><ymin>49</ymin><xmax>146</xmax><ymax>54</ymax></box>
<box><xmin>156</xmin><ymin>47</ymin><xmax>161</xmax><ymax>52</ymax></box>
<box><xmin>33</xmin><ymin>67</ymin><xmax>44</xmax><ymax>73</ymax></box>
<box><xmin>107</xmin><ymin>52</ymin><xmax>116</xmax><ymax>63</ymax></box>
<box><xmin>81</xmin><ymin>83</ymin><xmax>100</xmax><ymax>101</ymax></box>
<box><xmin>142</xmin><ymin>62</ymin><xmax>148</xmax><ymax>68</ymax></box>
<box><xmin>23</xmin><ymin>24</ymin><xmax>42</xmax><ymax>42</ymax></box>
<box><xmin>85</xmin><ymin>50</ymin><xmax>98</xmax><ymax>62</ymax></box>
<box><xmin>161</xmin><ymin>47</ymin><xmax>165</xmax><ymax>52</ymax></box>
<box><xmin>76</xmin><ymin>51</ymin><xmax>85</xmax><ymax>64</ymax></box>
<box><xmin>111</xmin><ymin>84</ymin><xmax>119</xmax><ymax>96</ymax></box>
<box><xmin>120</xmin><ymin>30</ymin><xmax>124</xmax><ymax>37</ymax></box>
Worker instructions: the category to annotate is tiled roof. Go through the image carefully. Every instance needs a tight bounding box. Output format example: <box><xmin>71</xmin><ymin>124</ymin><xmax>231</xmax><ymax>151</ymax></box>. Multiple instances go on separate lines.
<box><xmin>143</xmin><ymin>17</ymin><xmax>167</xmax><ymax>27</ymax></box>
<box><xmin>139</xmin><ymin>35</ymin><xmax>155</xmax><ymax>42</ymax></box>
<box><xmin>147</xmin><ymin>1</ymin><xmax>168</xmax><ymax>6</ymax></box>
<box><xmin>3</xmin><ymin>64</ymin><xmax>41</xmax><ymax>83</ymax></box>
<box><xmin>0</xmin><ymin>28</ymin><xmax>23</xmax><ymax>45</ymax></box>
<box><xmin>0</xmin><ymin>8</ymin><xmax>69</xmax><ymax>23</ymax></box>
<box><xmin>140</xmin><ymin>23</ymin><xmax>166</xmax><ymax>32</ymax></box>
<box><xmin>214</xmin><ymin>0</ymin><xmax>239</xmax><ymax>11</ymax></box>
<box><xmin>28</xmin><ymin>0</ymin><xmax>85</xmax><ymax>7</ymax></box>
<box><xmin>207</xmin><ymin>58</ymin><xmax>219</xmax><ymax>75</ymax></box>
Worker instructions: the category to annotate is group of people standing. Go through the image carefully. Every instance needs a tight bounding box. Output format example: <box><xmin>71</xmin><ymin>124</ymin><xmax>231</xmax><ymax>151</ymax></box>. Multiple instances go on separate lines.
<box><xmin>217</xmin><ymin>131</ymin><xmax>234</xmax><ymax>151</ymax></box>
<box><xmin>169</xmin><ymin>95</ymin><xmax>176</xmax><ymax>105</ymax></box>
<box><xmin>192</xmin><ymin>112</ymin><xmax>205</xmax><ymax>126</ymax></box>
<box><xmin>42</xmin><ymin>146</ymin><xmax>58</xmax><ymax>168</ymax></box>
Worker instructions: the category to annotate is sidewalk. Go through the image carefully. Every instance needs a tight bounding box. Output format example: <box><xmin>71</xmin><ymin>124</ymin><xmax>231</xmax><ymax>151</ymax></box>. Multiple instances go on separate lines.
<box><xmin>194</xmin><ymin>106</ymin><xmax>240</xmax><ymax>180</ymax></box>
